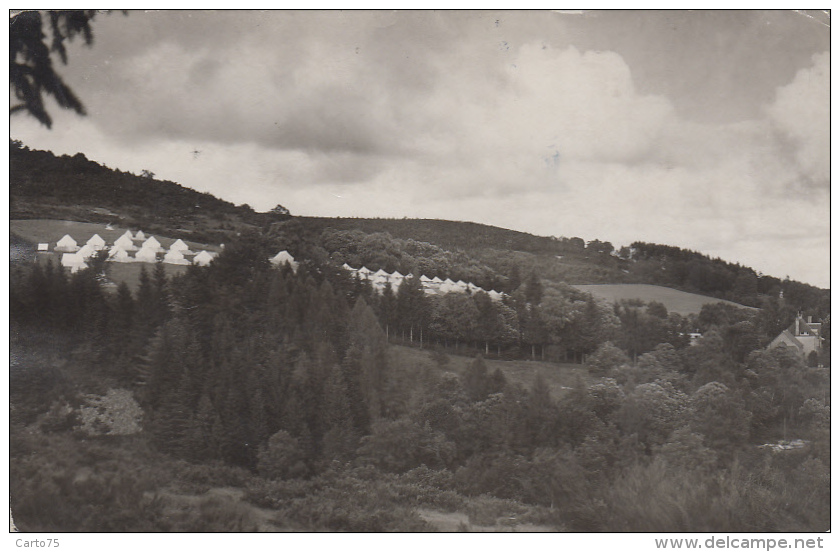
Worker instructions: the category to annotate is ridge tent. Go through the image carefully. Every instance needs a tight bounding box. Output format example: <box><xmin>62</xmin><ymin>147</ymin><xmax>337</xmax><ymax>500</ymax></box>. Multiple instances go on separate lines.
<box><xmin>61</xmin><ymin>253</ymin><xmax>88</xmax><ymax>273</ymax></box>
<box><xmin>114</xmin><ymin>234</ymin><xmax>138</xmax><ymax>251</ymax></box>
<box><xmin>170</xmin><ymin>239</ymin><xmax>191</xmax><ymax>252</ymax></box>
<box><xmin>134</xmin><ymin>247</ymin><xmax>159</xmax><ymax>263</ymax></box>
<box><xmin>142</xmin><ymin>236</ymin><xmax>164</xmax><ymax>252</ymax></box>
<box><xmin>86</xmin><ymin>234</ymin><xmax>106</xmax><ymax>250</ymax></box>
<box><xmin>163</xmin><ymin>249</ymin><xmax>191</xmax><ymax>265</ymax></box>
<box><xmin>107</xmin><ymin>246</ymin><xmax>133</xmax><ymax>263</ymax></box>
<box><xmin>76</xmin><ymin>244</ymin><xmax>97</xmax><ymax>260</ymax></box>
<box><xmin>55</xmin><ymin>234</ymin><xmax>79</xmax><ymax>252</ymax></box>
<box><xmin>193</xmin><ymin>250</ymin><xmax>217</xmax><ymax>267</ymax></box>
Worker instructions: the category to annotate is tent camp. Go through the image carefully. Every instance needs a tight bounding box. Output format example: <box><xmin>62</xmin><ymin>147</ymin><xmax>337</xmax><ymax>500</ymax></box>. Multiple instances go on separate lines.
<box><xmin>55</xmin><ymin>234</ymin><xmax>79</xmax><ymax>252</ymax></box>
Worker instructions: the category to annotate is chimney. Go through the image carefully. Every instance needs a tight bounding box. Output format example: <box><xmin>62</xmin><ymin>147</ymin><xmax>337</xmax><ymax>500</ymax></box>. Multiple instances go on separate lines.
<box><xmin>795</xmin><ymin>317</ymin><xmax>800</xmax><ymax>336</ymax></box>
<box><xmin>808</xmin><ymin>316</ymin><xmax>813</xmax><ymax>324</ymax></box>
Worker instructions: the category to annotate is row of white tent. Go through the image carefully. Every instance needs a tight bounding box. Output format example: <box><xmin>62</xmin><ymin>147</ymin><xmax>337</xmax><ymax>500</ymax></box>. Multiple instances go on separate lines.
<box><xmin>341</xmin><ymin>264</ymin><xmax>505</xmax><ymax>301</ymax></box>
<box><xmin>51</xmin><ymin>231</ymin><xmax>219</xmax><ymax>273</ymax></box>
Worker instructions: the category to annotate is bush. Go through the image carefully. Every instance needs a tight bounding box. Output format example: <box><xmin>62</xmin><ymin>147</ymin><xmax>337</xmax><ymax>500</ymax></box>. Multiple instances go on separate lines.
<box><xmin>257</xmin><ymin>430</ymin><xmax>308</xmax><ymax>480</ymax></box>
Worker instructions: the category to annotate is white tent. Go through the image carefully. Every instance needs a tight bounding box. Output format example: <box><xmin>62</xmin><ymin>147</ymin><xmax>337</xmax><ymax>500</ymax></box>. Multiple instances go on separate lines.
<box><xmin>374</xmin><ymin>269</ymin><xmax>389</xmax><ymax>278</ymax></box>
<box><xmin>86</xmin><ymin>234</ymin><xmax>106</xmax><ymax>250</ymax></box>
<box><xmin>142</xmin><ymin>236</ymin><xmax>164</xmax><ymax>252</ymax></box>
<box><xmin>342</xmin><ymin>263</ymin><xmax>354</xmax><ymax>271</ymax></box>
<box><xmin>55</xmin><ymin>234</ymin><xmax>79</xmax><ymax>252</ymax></box>
<box><xmin>193</xmin><ymin>250</ymin><xmax>217</xmax><ymax>266</ymax></box>
<box><xmin>488</xmin><ymin>290</ymin><xmax>503</xmax><ymax>302</ymax></box>
<box><xmin>170</xmin><ymin>239</ymin><xmax>191</xmax><ymax>252</ymax></box>
<box><xmin>114</xmin><ymin>234</ymin><xmax>138</xmax><ymax>251</ymax></box>
<box><xmin>431</xmin><ymin>276</ymin><xmax>443</xmax><ymax>284</ymax></box>
<box><xmin>391</xmin><ymin>270</ymin><xmax>404</xmax><ymax>280</ymax></box>
<box><xmin>76</xmin><ymin>243</ymin><xmax>97</xmax><ymax>260</ymax></box>
<box><xmin>163</xmin><ymin>249</ymin><xmax>191</xmax><ymax>265</ymax></box>
<box><xmin>107</xmin><ymin>246</ymin><xmax>133</xmax><ymax>263</ymax></box>
<box><xmin>133</xmin><ymin>230</ymin><xmax>146</xmax><ymax>241</ymax></box>
<box><xmin>134</xmin><ymin>247</ymin><xmax>159</xmax><ymax>263</ymax></box>
<box><xmin>37</xmin><ymin>243</ymin><xmax>49</xmax><ymax>251</ymax></box>
<box><xmin>270</xmin><ymin>250</ymin><xmax>299</xmax><ymax>271</ymax></box>
<box><xmin>420</xmin><ymin>275</ymin><xmax>432</xmax><ymax>283</ymax></box>
<box><xmin>357</xmin><ymin>266</ymin><xmax>372</xmax><ymax>275</ymax></box>
<box><xmin>120</xmin><ymin>230</ymin><xmax>134</xmax><ymax>240</ymax></box>
<box><xmin>61</xmin><ymin>253</ymin><xmax>88</xmax><ymax>273</ymax></box>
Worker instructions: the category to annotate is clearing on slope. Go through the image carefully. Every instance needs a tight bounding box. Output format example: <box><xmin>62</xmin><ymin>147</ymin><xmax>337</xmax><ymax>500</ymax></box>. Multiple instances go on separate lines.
<box><xmin>572</xmin><ymin>283</ymin><xmax>756</xmax><ymax>316</ymax></box>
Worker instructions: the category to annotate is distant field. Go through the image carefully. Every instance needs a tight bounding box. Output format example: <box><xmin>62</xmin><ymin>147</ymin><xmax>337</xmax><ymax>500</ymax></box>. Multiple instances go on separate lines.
<box><xmin>388</xmin><ymin>344</ymin><xmax>588</xmax><ymax>400</ymax></box>
<box><xmin>572</xmin><ymin>283</ymin><xmax>755</xmax><ymax>316</ymax></box>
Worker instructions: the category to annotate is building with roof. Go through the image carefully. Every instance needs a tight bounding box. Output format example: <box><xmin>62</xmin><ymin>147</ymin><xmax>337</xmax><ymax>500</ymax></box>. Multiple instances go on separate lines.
<box><xmin>767</xmin><ymin>315</ymin><xmax>823</xmax><ymax>359</ymax></box>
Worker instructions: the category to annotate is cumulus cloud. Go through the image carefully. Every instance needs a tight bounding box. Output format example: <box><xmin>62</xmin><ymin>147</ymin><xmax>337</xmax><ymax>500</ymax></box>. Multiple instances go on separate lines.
<box><xmin>765</xmin><ymin>51</ymin><xmax>829</xmax><ymax>186</ymax></box>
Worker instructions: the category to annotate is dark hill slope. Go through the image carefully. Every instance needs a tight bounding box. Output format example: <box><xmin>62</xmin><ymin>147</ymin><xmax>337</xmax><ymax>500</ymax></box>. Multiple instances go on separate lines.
<box><xmin>9</xmin><ymin>141</ymin><xmax>287</xmax><ymax>243</ymax></box>
<box><xmin>294</xmin><ymin>216</ymin><xmax>572</xmax><ymax>256</ymax></box>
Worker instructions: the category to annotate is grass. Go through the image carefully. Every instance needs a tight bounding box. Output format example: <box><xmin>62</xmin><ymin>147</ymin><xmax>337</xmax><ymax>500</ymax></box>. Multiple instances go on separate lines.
<box><xmin>572</xmin><ymin>283</ymin><xmax>756</xmax><ymax>316</ymax></box>
<box><xmin>388</xmin><ymin>344</ymin><xmax>588</xmax><ymax>400</ymax></box>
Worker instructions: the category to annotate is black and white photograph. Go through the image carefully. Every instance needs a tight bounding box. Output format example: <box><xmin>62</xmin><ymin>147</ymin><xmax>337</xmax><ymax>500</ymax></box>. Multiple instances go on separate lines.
<box><xmin>8</xmin><ymin>8</ymin><xmax>831</xmax><ymax>540</ymax></box>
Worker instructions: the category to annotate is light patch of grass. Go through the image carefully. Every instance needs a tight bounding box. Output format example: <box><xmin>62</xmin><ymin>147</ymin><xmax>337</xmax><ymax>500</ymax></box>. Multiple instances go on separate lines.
<box><xmin>573</xmin><ymin>283</ymin><xmax>755</xmax><ymax>316</ymax></box>
<box><xmin>388</xmin><ymin>344</ymin><xmax>588</xmax><ymax>399</ymax></box>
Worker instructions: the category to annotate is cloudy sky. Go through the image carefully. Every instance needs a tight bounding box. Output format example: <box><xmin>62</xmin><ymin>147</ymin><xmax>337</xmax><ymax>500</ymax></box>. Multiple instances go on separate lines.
<box><xmin>10</xmin><ymin>10</ymin><xmax>831</xmax><ymax>288</ymax></box>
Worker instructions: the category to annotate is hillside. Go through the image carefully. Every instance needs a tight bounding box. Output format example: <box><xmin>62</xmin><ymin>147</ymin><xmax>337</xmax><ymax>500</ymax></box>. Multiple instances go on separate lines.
<box><xmin>9</xmin><ymin>140</ymin><xmax>288</xmax><ymax>244</ymax></box>
<box><xmin>10</xmin><ymin>141</ymin><xmax>828</xmax><ymax>318</ymax></box>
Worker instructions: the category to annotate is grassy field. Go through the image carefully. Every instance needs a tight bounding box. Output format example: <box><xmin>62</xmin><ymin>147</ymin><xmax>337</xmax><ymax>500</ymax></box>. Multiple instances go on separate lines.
<box><xmin>572</xmin><ymin>283</ymin><xmax>755</xmax><ymax>316</ymax></box>
<box><xmin>11</xmin><ymin>219</ymin><xmax>220</xmax><ymax>290</ymax></box>
<box><xmin>10</xmin><ymin>219</ymin><xmax>222</xmax><ymax>253</ymax></box>
<box><xmin>388</xmin><ymin>344</ymin><xmax>588</xmax><ymax>400</ymax></box>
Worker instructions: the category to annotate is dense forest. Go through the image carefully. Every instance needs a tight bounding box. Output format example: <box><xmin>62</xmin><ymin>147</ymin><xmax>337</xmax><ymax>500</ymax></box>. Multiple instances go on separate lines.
<box><xmin>10</xmin><ymin>233</ymin><xmax>830</xmax><ymax>531</ymax></box>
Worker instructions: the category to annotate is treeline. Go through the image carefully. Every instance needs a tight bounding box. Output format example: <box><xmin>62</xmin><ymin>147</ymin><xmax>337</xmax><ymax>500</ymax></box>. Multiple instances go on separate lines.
<box><xmin>10</xmin><ymin>234</ymin><xmax>830</xmax><ymax>531</ymax></box>
<box><xmin>626</xmin><ymin>242</ymin><xmax>829</xmax><ymax>316</ymax></box>
<box><xmin>285</xmin><ymin>216</ymin><xmax>592</xmax><ymax>256</ymax></box>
